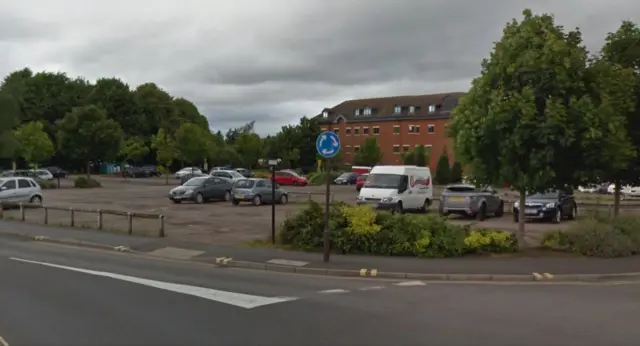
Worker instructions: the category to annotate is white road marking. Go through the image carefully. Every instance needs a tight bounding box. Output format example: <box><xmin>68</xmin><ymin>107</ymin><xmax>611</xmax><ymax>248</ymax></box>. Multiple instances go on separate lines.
<box><xmin>358</xmin><ymin>286</ymin><xmax>385</xmax><ymax>291</ymax></box>
<box><xmin>10</xmin><ymin>257</ymin><xmax>297</xmax><ymax>309</ymax></box>
<box><xmin>147</xmin><ymin>247</ymin><xmax>205</xmax><ymax>260</ymax></box>
<box><xmin>266</xmin><ymin>259</ymin><xmax>309</xmax><ymax>267</ymax></box>
<box><xmin>318</xmin><ymin>289</ymin><xmax>350</xmax><ymax>294</ymax></box>
<box><xmin>394</xmin><ymin>281</ymin><xmax>427</xmax><ymax>286</ymax></box>
<box><xmin>0</xmin><ymin>335</ymin><xmax>9</xmax><ymax>346</ymax></box>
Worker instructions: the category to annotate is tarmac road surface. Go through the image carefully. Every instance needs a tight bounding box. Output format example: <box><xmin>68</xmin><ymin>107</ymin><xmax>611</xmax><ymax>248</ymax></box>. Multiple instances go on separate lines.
<box><xmin>1</xmin><ymin>236</ymin><xmax>639</xmax><ymax>346</ymax></box>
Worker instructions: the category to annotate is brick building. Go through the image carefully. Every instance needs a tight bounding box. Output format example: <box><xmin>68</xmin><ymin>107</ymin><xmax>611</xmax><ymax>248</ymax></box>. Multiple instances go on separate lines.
<box><xmin>315</xmin><ymin>92</ymin><xmax>465</xmax><ymax>169</ymax></box>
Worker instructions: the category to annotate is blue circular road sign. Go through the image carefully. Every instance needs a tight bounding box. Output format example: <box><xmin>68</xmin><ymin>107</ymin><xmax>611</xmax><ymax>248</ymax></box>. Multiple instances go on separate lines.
<box><xmin>316</xmin><ymin>131</ymin><xmax>341</xmax><ymax>159</ymax></box>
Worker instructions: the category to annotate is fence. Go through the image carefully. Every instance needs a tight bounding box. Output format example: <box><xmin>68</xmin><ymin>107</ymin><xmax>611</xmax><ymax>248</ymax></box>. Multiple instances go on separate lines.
<box><xmin>288</xmin><ymin>191</ymin><xmax>335</xmax><ymax>203</ymax></box>
<box><xmin>0</xmin><ymin>202</ymin><xmax>166</xmax><ymax>237</ymax></box>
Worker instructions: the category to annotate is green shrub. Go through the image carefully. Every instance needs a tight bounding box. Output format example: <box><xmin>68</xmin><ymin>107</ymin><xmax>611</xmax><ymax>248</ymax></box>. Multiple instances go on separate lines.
<box><xmin>279</xmin><ymin>201</ymin><xmax>517</xmax><ymax>257</ymax></box>
<box><xmin>36</xmin><ymin>178</ymin><xmax>57</xmax><ymax>189</ymax></box>
<box><xmin>308</xmin><ymin>172</ymin><xmax>340</xmax><ymax>185</ymax></box>
<box><xmin>74</xmin><ymin>176</ymin><xmax>102</xmax><ymax>188</ymax></box>
<box><xmin>541</xmin><ymin>216</ymin><xmax>640</xmax><ymax>257</ymax></box>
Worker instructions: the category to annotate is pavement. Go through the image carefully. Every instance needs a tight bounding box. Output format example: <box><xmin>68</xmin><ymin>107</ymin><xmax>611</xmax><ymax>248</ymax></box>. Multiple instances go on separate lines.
<box><xmin>1</xmin><ymin>236</ymin><xmax>640</xmax><ymax>346</ymax></box>
<box><xmin>1</xmin><ymin>219</ymin><xmax>640</xmax><ymax>281</ymax></box>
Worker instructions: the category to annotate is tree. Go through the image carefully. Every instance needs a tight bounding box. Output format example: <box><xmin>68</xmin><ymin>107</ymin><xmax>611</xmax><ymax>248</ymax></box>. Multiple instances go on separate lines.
<box><xmin>175</xmin><ymin>123</ymin><xmax>212</xmax><ymax>169</ymax></box>
<box><xmin>413</xmin><ymin>145</ymin><xmax>429</xmax><ymax>167</ymax></box>
<box><xmin>0</xmin><ymin>91</ymin><xmax>19</xmax><ymax>160</ymax></box>
<box><xmin>119</xmin><ymin>137</ymin><xmax>149</xmax><ymax>179</ymax></box>
<box><xmin>451</xmin><ymin>161</ymin><xmax>463</xmax><ymax>183</ymax></box>
<box><xmin>449</xmin><ymin>9</ymin><xmax>594</xmax><ymax>247</ymax></box>
<box><xmin>234</xmin><ymin>132</ymin><xmax>262</xmax><ymax>168</ymax></box>
<box><xmin>435</xmin><ymin>150</ymin><xmax>451</xmax><ymax>185</ymax></box>
<box><xmin>14</xmin><ymin>121</ymin><xmax>55</xmax><ymax>168</ymax></box>
<box><xmin>151</xmin><ymin>129</ymin><xmax>180</xmax><ymax>184</ymax></box>
<box><xmin>56</xmin><ymin>105</ymin><xmax>124</xmax><ymax>178</ymax></box>
<box><xmin>401</xmin><ymin>151</ymin><xmax>415</xmax><ymax>165</ymax></box>
<box><xmin>353</xmin><ymin>138</ymin><xmax>383</xmax><ymax>166</ymax></box>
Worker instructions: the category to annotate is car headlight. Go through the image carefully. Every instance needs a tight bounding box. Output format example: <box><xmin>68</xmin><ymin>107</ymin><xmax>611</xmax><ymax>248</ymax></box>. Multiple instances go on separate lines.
<box><xmin>545</xmin><ymin>202</ymin><xmax>556</xmax><ymax>208</ymax></box>
<box><xmin>514</xmin><ymin>201</ymin><xmax>520</xmax><ymax>209</ymax></box>
<box><xmin>184</xmin><ymin>189</ymin><xmax>193</xmax><ymax>195</ymax></box>
<box><xmin>381</xmin><ymin>197</ymin><xmax>394</xmax><ymax>203</ymax></box>
<box><xmin>357</xmin><ymin>196</ymin><xmax>365</xmax><ymax>201</ymax></box>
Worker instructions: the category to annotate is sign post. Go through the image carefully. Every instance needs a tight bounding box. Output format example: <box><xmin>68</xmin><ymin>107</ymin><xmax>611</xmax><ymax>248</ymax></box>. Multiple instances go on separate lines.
<box><xmin>316</xmin><ymin>131</ymin><xmax>341</xmax><ymax>263</ymax></box>
<box><xmin>268</xmin><ymin>159</ymin><xmax>281</xmax><ymax>245</ymax></box>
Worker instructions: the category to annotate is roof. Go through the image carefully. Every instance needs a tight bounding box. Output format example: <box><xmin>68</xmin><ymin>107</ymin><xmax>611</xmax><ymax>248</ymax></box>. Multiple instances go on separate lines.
<box><xmin>316</xmin><ymin>92</ymin><xmax>466</xmax><ymax>124</ymax></box>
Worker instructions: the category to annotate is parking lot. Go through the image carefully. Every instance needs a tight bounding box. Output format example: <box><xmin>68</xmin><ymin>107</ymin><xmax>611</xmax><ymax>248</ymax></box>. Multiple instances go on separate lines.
<box><xmin>2</xmin><ymin>175</ymin><xmax>638</xmax><ymax>245</ymax></box>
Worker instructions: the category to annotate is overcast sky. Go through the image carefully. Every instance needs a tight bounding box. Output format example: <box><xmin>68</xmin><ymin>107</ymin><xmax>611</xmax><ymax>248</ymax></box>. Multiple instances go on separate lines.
<box><xmin>1</xmin><ymin>0</ymin><xmax>639</xmax><ymax>135</ymax></box>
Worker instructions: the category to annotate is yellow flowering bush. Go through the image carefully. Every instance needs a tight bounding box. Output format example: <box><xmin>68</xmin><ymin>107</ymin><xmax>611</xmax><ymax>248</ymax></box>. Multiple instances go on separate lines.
<box><xmin>464</xmin><ymin>229</ymin><xmax>517</xmax><ymax>253</ymax></box>
<box><xmin>341</xmin><ymin>204</ymin><xmax>381</xmax><ymax>235</ymax></box>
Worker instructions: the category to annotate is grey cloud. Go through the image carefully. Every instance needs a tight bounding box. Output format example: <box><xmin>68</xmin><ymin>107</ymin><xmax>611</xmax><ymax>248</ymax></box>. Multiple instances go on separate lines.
<box><xmin>0</xmin><ymin>13</ymin><xmax>60</xmax><ymax>42</ymax></box>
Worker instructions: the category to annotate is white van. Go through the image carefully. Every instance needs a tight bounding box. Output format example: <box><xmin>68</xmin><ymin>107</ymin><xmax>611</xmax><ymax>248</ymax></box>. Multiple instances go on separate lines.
<box><xmin>356</xmin><ymin>165</ymin><xmax>432</xmax><ymax>213</ymax></box>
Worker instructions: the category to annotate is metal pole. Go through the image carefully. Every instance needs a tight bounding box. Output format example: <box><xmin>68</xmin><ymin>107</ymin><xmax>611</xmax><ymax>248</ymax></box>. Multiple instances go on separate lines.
<box><xmin>271</xmin><ymin>165</ymin><xmax>276</xmax><ymax>245</ymax></box>
<box><xmin>323</xmin><ymin>158</ymin><xmax>331</xmax><ymax>262</ymax></box>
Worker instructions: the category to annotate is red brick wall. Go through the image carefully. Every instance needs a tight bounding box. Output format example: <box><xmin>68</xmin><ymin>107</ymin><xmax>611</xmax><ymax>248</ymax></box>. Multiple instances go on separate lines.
<box><xmin>321</xmin><ymin>118</ymin><xmax>454</xmax><ymax>170</ymax></box>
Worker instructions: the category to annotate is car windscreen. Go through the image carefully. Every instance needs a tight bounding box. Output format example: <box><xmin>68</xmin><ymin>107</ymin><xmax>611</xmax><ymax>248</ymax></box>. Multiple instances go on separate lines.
<box><xmin>364</xmin><ymin>174</ymin><xmax>402</xmax><ymax>189</ymax></box>
<box><xmin>36</xmin><ymin>171</ymin><xmax>48</xmax><ymax>176</ymax></box>
<box><xmin>0</xmin><ymin>179</ymin><xmax>6</xmax><ymax>186</ymax></box>
<box><xmin>338</xmin><ymin>173</ymin><xmax>351</xmax><ymax>178</ymax></box>
<box><xmin>445</xmin><ymin>186</ymin><xmax>477</xmax><ymax>193</ymax></box>
<box><xmin>184</xmin><ymin>177</ymin><xmax>206</xmax><ymax>186</ymax></box>
<box><xmin>229</xmin><ymin>171</ymin><xmax>243</xmax><ymax>178</ymax></box>
<box><xmin>527</xmin><ymin>192</ymin><xmax>557</xmax><ymax>199</ymax></box>
<box><xmin>234</xmin><ymin>179</ymin><xmax>255</xmax><ymax>188</ymax></box>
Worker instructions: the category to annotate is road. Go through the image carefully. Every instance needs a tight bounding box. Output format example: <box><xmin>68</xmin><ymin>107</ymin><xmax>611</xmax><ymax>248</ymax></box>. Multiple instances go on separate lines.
<box><xmin>1</xmin><ymin>237</ymin><xmax>639</xmax><ymax>346</ymax></box>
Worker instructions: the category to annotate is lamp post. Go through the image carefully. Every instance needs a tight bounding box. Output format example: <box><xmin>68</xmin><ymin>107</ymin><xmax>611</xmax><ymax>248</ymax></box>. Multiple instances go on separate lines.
<box><xmin>259</xmin><ymin>158</ymin><xmax>282</xmax><ymax>244</ymax></box>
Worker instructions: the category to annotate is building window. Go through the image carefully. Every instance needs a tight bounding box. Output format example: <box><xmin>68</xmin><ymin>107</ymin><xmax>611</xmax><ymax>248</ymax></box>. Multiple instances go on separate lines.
<box><xmin>428</xmin><ymin>105</ymin><xmax>435</xmax><ymax>113</ymax></box>
<box><xmin>409</xmin><ymin>106</ymin><xmax>415</xmax><ymax>113</ymax></box>
<box><xmin>394</xmin><ymin>105</ymin><xmax>401</xmax><ymax>114</ymax></box>
<box><xmin>373</xmin><ymin>126</ymin><xmax>380</xmax><ymax>135</ymax></box>
<box><xmin>333</xmin><ymin>129</ymin><xmax>339</xmax><ymax>135</ymax></box>
<box><xmin>363</xmin><ymin>108</ymin><xmax>372</xmax><ymax>115</ymax></box>
<box><xmin>408</xmin><ymin>125</ymin><xmax>420</xmax><ymax>134</ymax></box>
<box><xmin>393</xmin><ymin>125</ymin><xmax>400</xmax><ymax>135</ymax></box>
<box><xmin>320</xmin><ymin>128</ymin><xmax>327</xmax><ymax>131</ymax></box>
<box><xmin>363</xmin><ymin>127</ymin><xmax>369</xmax><ymax>135</ymax></box>
<box><xmin>345</xmin><ymin>127</ymin><xmax>351</xmax><ymax>135</ymax></box>
<box><xmin>345</xmin><ymin>145</ymin><xmax>352</xmax><ymax>153</ymax></box>
<box><xmin>425</xmin><ymin>144</ymin><xmax>433</xmax><ymax>154</ymax></box>
<box><xmin>403</xmin><ymin>145</ymin><xmax>410</xmax><ymax>153</ymax></box>
<box><xmin>393</xmin><ymin>145</ymin><xmax>400</xmax><ymax>154</ymax></box>
<box><xmin>427</xmin><ymin>124</ymin><xmax>435</xmax><ymax>134</ymax></box>
<box><xmin>355</xmin><ymin>109</ymin><xmax>360</xmax><ymax>116</ymax></box>
<box><xmin>354</xmin><ymin>146</ymin><xmax>360</xmax><ymax>153</ymax></box>
<box><xmin>354</xmin><ymin>127</ymin><xmax>360</xmax><ymax>136</ymax></box>
<box><xmin>322</xmin><ymin>111</ymin><xmax>329</xmax><ymax>118</ymax></box>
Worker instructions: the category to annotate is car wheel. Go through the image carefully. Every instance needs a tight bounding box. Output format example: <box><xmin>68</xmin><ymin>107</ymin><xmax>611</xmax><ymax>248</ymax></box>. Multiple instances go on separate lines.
<box><xmin>292</xmin><ymin>181</ymin><xmax>299</xmax><ymax>186</ymax></box>
<box><xmin>420</xmin><ymin>199</ymin><xmax>429</xmax><ymax>213</ymax></box>
<box><xmin>568</xmin><ymin>204</ymin><xmax>577</xmax><ymax>220</ymax></box>
<box><xmin>513</xmin><ymin>212</ymin><xmax>519</xmax><ymax>223</ymax></box>
<box><xmin>172</xmin><ymin>200</ymin><xmax>181</xmax><ymax>204</ymax></box>
<box><xmin>232</xmin><ymin>199</ymin><xmax>240</xmax><ymax>206</ymax></box>
<box><xmin>253</xmin><ymin>195</ymin><xmax>262</xmax><ymax>206</ymax></box>
<box><xmin>394</xmin><ymin>201</ymin><xmax>404</xmax><ymax>214</ymax></box>
<box><xmin>553</xmin><ymin>208</ymin><xmax>562</xmax><ymax>223</ymax></box>
<box><xmin>495</xmin><ymin>201</ymin><xmax>504</xmax><ymax>217</ymax></box>
<box><xmin>280</xmin><ymin>194</ymin><xmax>288</xmax><ymax>205</ymax></box>
<box><xmin>30</xmin><ymin>196</ymin><xmax>42</xmax><ymax>205</ymax></box>
<box><xmin>476</xmin><ymin>203</ymin><xmax>487</xmax><ymax>221</ymax></box>
<box><xmin>223</xmin><ymin>191</ymin><xmax>231</xmax><ymax>201</ymax></box>
<box><xmin>195</xmin><ymin>193</ymin><xmax>204</xmax><ymax>204</ymax></box>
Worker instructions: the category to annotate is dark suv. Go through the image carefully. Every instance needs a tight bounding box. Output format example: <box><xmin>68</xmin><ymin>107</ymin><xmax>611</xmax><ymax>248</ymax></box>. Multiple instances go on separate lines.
<box><xmin>513</xmin><ymin>189</ymin><xmax>577</xmax><ymax>223</ymax></box>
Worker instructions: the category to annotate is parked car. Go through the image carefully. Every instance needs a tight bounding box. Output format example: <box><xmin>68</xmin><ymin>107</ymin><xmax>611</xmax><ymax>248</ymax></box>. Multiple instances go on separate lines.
<box><xmin>234</xmin><ymin>168</ymin><xmax>253</xmax><ymax>178</ymax></box>
<box><xmin>180</xmin><ymin>172</ymin><xmax>208</xmax><ymax>185</ymax></box>
<box><xmin>1</xmin><ymin>170</ymin><xmax>38</xmax><ymax>178</ymax></box>
<box><xmin>273</xmin><ymin>170</ymin><xmax>308</xmax><ymax>186</ymax></box>
<box><xmin>141</xmin><ymin>165</ymin><xmax>162</xmax><ymax>177</ymax></box>
<box><xmin>168</xmin><ymin>176</ymin><xmax>233</xmax><ymax>204</ymax></box>
<box><xmin>123</xmin><ymin>167</ymin><xmax>150</xmax><ymax>178</ymax></box>
<box><xmin>231</xmin><ymin>178</ymin><xmax>288</xmax><ymax>206</ymax></box>
<box><xmin>578</xmin><ymin>184</ymin><xmax>598</xmax><ymax>193</ymax></box>
<box><xmin>334</xmin><ymin>172</ymin><xmax>359</xmax><ymax>185</ymax></box>
<box><xmin>513</xmin><ymin>189</ymin><xmax>577</xmax><ymax>223</ymax></box>
<box><xmin>355</xmin><ymin>173</ymin><xmax>369</xmax><ymax>192</ymax></box>
<box><xmin>34</xmin><ymin>169</ymin><xmax>54</xmax><ymax>180</ymax></box>
<box><xmin>210</xmin><ymin>170</ymin><xmax>245</xmax><ymax>182</ymax></box>
<box><xmin>43</xmin><ymin>166</ymin><xmax>68</xmax><ymax>178</ymax></box>
<box><xmin>439</xmin><ymin>184</ymin><xmax>504</xmax><ymax>220</ymax></box>
<box><xmin>0</xmin><ymin>177</ymin><xmax>43</xmax><ymax>204</ymax></box>
<box><xmin>175</xmin><ymin>167</ymin><xmax>202</xmax><ymax>179</ymax></box>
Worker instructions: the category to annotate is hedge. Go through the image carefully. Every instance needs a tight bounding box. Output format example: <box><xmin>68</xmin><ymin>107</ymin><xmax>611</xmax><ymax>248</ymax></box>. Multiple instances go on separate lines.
<box><xmin>279</xmin><ymin>201</ymin><xmax>518</xmax><ymax>257</ymax></box>
<box><xmin>542</xmin><ymin>215</ymin><xmax>640</xmax><ymax>257</ymax></box>
<box><xmin>307</xmin><ymin>172</ymin><xmax>340</xmax><ymax>185</ymax></box>
<box><xmin>74</xmin><ymin>176</ymin><xmax>102</xmax><ymax>188</ymax></box>
<box><xmin>36</xmin><ymin>178</ymin><xmax>57</xmax><ymax>189</ymax></box>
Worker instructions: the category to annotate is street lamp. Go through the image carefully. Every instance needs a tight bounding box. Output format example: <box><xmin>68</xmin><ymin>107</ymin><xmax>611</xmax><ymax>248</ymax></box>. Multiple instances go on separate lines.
<box><xmin>259</xmin><ymin>158</ymin><xmax>282</xmax><ymax>244</ymax></box>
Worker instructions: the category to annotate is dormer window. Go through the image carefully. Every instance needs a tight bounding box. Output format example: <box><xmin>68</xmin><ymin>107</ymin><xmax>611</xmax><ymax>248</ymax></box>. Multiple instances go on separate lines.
<box><xmin>354</xmin><ymin>109</ymin><xmax>360</xmax><ymax>116</ymax></box>
<box><xmin>394</xmin><ymin>105</ymin><xmax>401</xmax><ymax>114</ymax></box>
<box><xmin>322</xmin><ymin>110</ymin><xmax>329</xmax><ymax>118</ymax></box>
<box><xmin>409</xmin><ymin>106</ymin><xmax>415</xmax><ymax>113</ymax></box>
<box><xmin>428</xmin><ymin>104</ymin><xmax>436</xmax><ymax>113</ymax></box>
<box><xmin>363</xmin><ymin>107</ymin><xmax>372</xmax><ymax>115</ymax></box>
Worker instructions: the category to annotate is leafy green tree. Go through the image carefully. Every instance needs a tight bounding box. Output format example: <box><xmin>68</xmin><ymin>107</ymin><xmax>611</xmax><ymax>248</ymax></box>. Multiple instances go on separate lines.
<box><xmin>89</xmin><ymin>78</ymin><xmax>145</xmax><ymax>137</ymax></box>
<box><xmin>353</xmin><ymin>138</ymin><xmax>382</xmax><ymax>166</ymax></box>
<box><xmin>133</xmin><ymin>83</ymin><xmax>179</xmax><ymax>136</ymax></box>
<box><xmin>449</xmin><ymin>9</ymin><xmax>596</xmax><ymax>246</ymax></box>
<box><xmin>0</xmin><ymin>91</ymin><xmax>19</xmax><ymax>160</ymax></box>
<box><xmin>413</xmin><ymin>145</ymin><xmax>429</xmax><ymax>167</ymax></box>
<box><xmin>151</xmin><ymin>129</ymin><xmax>180</xmax><ymax>184</ymax></box>
<box><xmin>173</xmin><ymin>98</ymin><xmax>210</xmax><ymax>131</ymax></box>
<box><xmin>175</xmin><ymin>123</ymin><xmax>211</xmax><ymax>170</ymax></box>
<box><xmin>435</xmin><ymin>150</ymin><xmax>451</xmax><ymax>185</ymax></box>
<box><xmin>450</xmin><ymin>161</ymin><xmax>463</xmax><ymax>183</ymax></box>
<box><xmin>119</xmin><ymin>137</ymin><xmax>149</xmax><ymax>179</ymax></box>
<box><xmin>56</xmin><ymin>105</ymin><xmax>124</xmax><ymax>178</ymax></box>
<box><xmin>401</xmin><ymin>151</ymin><xmax>415</xmax><ymax>165</ymax></box>
<box><xmin>14</xmin><ymin>121</ymin><xmax>55</xmax><ymax>169</ymax></box>
<box><xmin>234</xmin><ymin>132</ymin><xmax>262</xmax><ymax>168</ymax></box>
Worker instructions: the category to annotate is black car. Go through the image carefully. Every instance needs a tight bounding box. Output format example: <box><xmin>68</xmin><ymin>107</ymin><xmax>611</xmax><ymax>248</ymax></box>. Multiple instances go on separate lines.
<box><xmin>180</xmin><ymin>172</ymin><xmax>208</xmax><ymax>185</ymax></box>
<box><xmin>334</xmin><ymin>172</ymin><xmax>359</xmax><ymax>185</ymax></box>
<box><xmin>123</xmin><ymin>167</ymin><xmax>150</xmax><ymax>178</ymax></box>
<box><xmin>43</xmin><ymin>166</ymin><xmax>68</xmax><ymax>178</ymax></box>
<box><xmin>513</xmin><ymin>189</ymin><xmax>577</xmax><ymax>223</ymax></box>
<box><xmin>141</xmin><ymin>165</ymin><xmax>162</xmax><ymax>177</ymax></box>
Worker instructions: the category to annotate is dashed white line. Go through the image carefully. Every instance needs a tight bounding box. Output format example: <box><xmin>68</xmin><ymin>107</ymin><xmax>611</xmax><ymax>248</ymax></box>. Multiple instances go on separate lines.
<box><xmin>0</xmin><ymin>335</ymin><xmax>9</xmax><ymax>346</ymax></box>
<box><xmin>358</xmin><ymin>286</ymin><xmax>385</xmax><ymax>291</ymax></box>
<box><xmin>394</xmin><ymin>281</ymin><xmax>427</xmax><ymax>286</ymax></box>
<box><xmin>318</xmin><ymin>289</ymin><xmax>350</xmax><ymax>294</ymax></box>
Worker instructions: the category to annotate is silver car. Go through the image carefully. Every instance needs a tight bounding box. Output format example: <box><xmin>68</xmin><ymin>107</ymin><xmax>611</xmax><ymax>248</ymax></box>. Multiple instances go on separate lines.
<box><xmin>0</xmin><ymin>177</ymin><xmax>44</xmax><ymax>205</ymax></box>
<box><xmin>439</xmin><ymin>184</ymin><xmax>504</xmax><ymax>221</ymax></box>
<box><xmin>231</xmin><ymin>178</ymin><xmax>288</xmax><ymax>206</ymax></box>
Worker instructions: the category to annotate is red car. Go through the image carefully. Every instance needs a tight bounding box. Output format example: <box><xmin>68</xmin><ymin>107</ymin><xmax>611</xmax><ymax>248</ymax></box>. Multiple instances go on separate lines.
<box><xmin>273</xmin><ymin>170</ymin><xmax>308</xmax><ymax>186</ymax></box>
<box><xmin>356</xmin><ymin>173</ymin><xmax>369</xmax><ymax>192</ymax></box>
